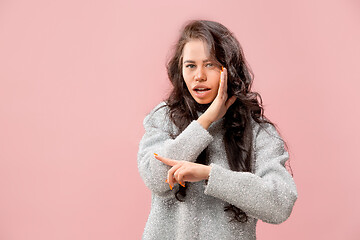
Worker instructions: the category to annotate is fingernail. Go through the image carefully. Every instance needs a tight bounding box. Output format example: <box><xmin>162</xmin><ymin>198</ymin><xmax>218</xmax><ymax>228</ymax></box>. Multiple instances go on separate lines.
<box><xmin>221</xmin><ymin>66</ymin><xmax>224</xmax><ymax>71</ymax></box>
<box><xmin>165</xmin><ymin>179</ymin><xmax>168</xmax><ymax>183</ymax></box>
<box><xmin>180</xmin><ymin>182</ymin><xmax>185</xmax><ymax>187</ymax></box>
<box><xmin>154</xmin><ymin>153</ymin><xmax>158</xmax><ymax>156</ymax></box>
<box><xmin>169</xmin><ymin>184</ymin><xmax>173</xmax><ymax>190</ymax></box>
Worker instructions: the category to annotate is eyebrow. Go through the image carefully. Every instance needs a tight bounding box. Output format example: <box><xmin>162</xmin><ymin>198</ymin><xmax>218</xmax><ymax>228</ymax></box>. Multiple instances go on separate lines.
<box><xmin>183</xmin><ymin>59</ymin><xmax>213</xmax><ymax>64</ymax></box>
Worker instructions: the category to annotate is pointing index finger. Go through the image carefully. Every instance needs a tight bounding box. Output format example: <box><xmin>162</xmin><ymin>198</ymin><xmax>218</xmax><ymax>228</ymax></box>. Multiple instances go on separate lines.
<box><xmin>154</xmin><ymin>153</ymin><xmax>177</xmax><ymax>166</ymax></box>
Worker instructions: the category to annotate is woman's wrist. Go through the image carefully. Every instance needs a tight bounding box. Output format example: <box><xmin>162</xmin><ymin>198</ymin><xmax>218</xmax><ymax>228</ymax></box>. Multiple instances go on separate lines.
<box><xmin>197</xmin><ymin>115</ymin><xmax>212</xmax><ymax>130</ymax></box>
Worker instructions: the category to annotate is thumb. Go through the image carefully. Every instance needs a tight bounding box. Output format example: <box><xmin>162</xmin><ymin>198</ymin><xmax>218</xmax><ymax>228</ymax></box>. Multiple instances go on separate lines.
<box><xmin>225</xmin><ymin>96</ymin><xmax>237</xmax><ymax>109</ymax></box>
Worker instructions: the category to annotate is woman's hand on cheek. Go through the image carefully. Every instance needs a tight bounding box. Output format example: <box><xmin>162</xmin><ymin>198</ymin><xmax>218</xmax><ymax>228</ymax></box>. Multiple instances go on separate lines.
<box><xmin>154</xmin><ymin>153</ymin><xmax>212</xmax><ymax>190</ymax></box>
<box><xmin>202</xmin><ymin>67</ymin><xmax>237</xmax><ymax>124</ymax></box>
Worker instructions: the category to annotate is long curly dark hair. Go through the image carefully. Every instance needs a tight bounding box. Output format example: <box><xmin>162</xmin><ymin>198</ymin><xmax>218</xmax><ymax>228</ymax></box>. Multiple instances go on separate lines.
<box><xmin>157</xmin><ymin>20</ymin><xmax>292</xmax><ymax>223</ymax></box>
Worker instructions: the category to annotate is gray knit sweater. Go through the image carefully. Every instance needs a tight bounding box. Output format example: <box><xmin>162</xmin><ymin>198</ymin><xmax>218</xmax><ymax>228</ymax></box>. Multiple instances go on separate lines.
<box><xmin>137</xmin><ymin>101</ymin><xmax>298</xmax><ymax>240</ymax></box>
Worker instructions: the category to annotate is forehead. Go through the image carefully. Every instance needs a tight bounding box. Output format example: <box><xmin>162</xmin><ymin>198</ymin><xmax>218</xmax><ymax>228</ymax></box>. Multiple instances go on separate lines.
<box><xmin>182</xmin><ymin>39</ymin><xmax>211</xmax><ymax>60</ymax></box>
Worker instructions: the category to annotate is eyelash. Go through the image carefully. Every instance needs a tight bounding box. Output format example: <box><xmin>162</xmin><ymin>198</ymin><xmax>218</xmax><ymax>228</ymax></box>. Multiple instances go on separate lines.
<box><xmin>186</xmin><ymin>63</ymin><xmax>213</xmax><ymax>68</ymax></box>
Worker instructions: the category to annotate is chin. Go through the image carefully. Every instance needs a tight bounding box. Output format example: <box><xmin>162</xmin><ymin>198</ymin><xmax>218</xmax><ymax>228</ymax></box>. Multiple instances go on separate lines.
<box><xmin>196</xmin><ymin>100</ymin><xmax>211</xmax><ymax>104</ymax></box>
<box><xmin>194</xmin><ymin>98</ymin><xmax>213</xmax><ymax>105</ymax></box>
<box><xmin>190</xmin><ymin>92</ymin><xmax>215</xmax><ymax>105</ymax></box>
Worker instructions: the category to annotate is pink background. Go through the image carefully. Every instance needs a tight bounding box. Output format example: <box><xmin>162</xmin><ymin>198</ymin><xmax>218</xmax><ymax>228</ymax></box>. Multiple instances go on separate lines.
<box><xmin>1</xmin><ymin>0</ymin><xmax>359</xmax><ymax>239</ymax></box>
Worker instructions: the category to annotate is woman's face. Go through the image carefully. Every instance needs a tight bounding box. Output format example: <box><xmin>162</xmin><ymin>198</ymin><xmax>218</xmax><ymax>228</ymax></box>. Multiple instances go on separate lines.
<box><xmin>182</xmin><ymin>39</ymin><xmax>221</xmax><ymax>104</ymax></box>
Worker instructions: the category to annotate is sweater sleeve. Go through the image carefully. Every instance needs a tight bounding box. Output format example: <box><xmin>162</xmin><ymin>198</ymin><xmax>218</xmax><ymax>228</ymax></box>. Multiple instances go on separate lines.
<box><xmin>137</xmin><ymin>102</ymin><xmax>214</xmax><ymax>198</ymax></box>
<box><xmin>203</xmin><ymin>121</ymin><xmax>298</xmax><ymax>224</ymax></box>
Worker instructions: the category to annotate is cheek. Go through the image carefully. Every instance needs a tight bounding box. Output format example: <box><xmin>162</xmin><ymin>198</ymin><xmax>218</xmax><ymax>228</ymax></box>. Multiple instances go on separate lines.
<box><xmin>182</xmin><ymin>75</ymin><xmax>191</xmax><ymax>90</ymax></box>
<box><xmin>182</xmin><ymin>70</ymin><xmax>191</xmax><ymax>84</ymax></box>
<box><xmin>212</xmin><ymin>73</ymin><xmax>221</xmax><ymax>88</ymax></box>
<box><xmin>182</xmin><ymin>69</ymin><xmax>186</xmax><ymax>81</ymax></box>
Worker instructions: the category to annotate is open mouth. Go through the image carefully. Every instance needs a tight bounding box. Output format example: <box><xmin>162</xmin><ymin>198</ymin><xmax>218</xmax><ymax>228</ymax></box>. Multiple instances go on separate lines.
<box><xmin>194</xmin><ymin>88</ymin><xmax>211</xmax><ymax>93</ymax></box>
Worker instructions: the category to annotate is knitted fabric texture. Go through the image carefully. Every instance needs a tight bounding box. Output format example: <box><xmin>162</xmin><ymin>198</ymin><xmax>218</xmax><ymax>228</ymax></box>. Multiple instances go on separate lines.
<box><xmin>137</xmin><ymin>101</ymin><xmax>298</xmax><ymax>240</ymax></box>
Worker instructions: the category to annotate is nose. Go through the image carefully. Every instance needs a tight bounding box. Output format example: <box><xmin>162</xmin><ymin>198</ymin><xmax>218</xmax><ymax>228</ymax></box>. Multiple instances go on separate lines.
<box><xmin>194</xmin><ymin>68</ymin><xmax>206</xmax><ymax>81</ymax></box>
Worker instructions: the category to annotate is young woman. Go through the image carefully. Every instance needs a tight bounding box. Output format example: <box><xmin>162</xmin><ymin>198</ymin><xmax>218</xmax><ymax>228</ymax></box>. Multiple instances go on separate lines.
<box><xmin>137</xmin><ymin>20</ymin><xmax>298</xmax><ymax>240</ymax></box>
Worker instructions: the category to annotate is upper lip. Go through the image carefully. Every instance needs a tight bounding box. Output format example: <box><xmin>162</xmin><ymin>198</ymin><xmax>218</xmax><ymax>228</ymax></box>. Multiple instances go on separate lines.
<box><xmin>193</xmin><ymin>84</ymin><xmax>211</xmax><ymax>90</ymax></box>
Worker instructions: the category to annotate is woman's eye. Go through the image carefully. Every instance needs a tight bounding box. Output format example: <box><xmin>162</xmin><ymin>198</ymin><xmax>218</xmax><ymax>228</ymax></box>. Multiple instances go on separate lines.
<box><xmin>185</xmin><ymin>63</ymin><xmax>213</xmax><ymax>69</ymax></box>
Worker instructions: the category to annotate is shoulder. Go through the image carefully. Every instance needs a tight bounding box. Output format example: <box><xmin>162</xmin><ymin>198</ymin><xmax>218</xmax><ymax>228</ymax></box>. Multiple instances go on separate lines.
<box><xmin>143</xmin><ymin>101</ymin><xmax>169</xmax><ymax>123</ymax></box>
<box><xmin>250</xmin><ymin>116</ymin><xmax>284</xmax><ymax>145</ymax></box>
<box><xmin>143</xmin><ymin>101</ymin><xmax>172</xmax><ymax>131</ymax></box>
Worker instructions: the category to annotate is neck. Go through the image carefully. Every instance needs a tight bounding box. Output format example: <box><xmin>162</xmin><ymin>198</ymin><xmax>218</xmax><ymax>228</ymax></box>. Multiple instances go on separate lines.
<box><xmin>194</xmin><ymin>102</ymin><xmax>211</xmax><ymax>113</ymax></box>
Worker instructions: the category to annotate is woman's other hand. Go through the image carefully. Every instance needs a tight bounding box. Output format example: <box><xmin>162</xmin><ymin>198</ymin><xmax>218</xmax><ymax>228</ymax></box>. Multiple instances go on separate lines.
<box><xmin>198</xmin><ymin>67</ymin><xmax>236</xmax><ymax>129</ymax></box>
<box><xmin>154</xmin><ymin>153</ymin><xmax>211</xmax><ymax>189</ymax></box>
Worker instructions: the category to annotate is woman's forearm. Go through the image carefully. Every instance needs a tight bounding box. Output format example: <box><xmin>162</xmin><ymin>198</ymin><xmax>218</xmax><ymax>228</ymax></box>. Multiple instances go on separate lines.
<box><xmin>197</xmin><ymin>114</ymin><xmax>212</xmax><ymax>130</ymax></box>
